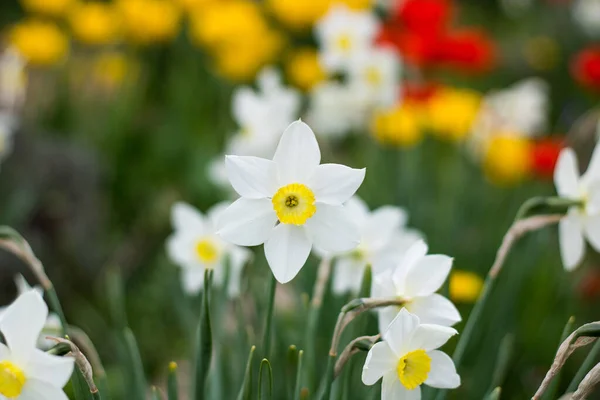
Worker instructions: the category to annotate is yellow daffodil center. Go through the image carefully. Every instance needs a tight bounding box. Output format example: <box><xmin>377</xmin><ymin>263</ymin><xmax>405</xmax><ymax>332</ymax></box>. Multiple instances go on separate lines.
<box><xmin>195</xmin><ymin>239</ymin><xmax>218</xmax><ymax>264</ymax></box>
<box><xmin>397</xmin><ymin>349</ymin><xmax>431</xmax><ymax>390</ymax></box>
<box><xmin>364</xmin><ymin>66</ymin><xmax>382</xmax><ymax>86</ymax></box>
<box><xmin>272</xmin><ymin>183</ymin><xmax>316</xmax><ymax>225</ymax></box>
<box><xmin>336</xmin><ymin>34</ymin><xmax>352</xmax><ymax>52</ymax></box>
<box><xmin>0</xmin><ymin>361</ymin><xmax>26</xmax><ymax>398</ymax></box>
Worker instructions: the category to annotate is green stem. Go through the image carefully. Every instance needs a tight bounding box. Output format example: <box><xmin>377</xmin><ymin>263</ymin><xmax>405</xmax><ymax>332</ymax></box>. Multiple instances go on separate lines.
<box><xmin>567</xmin><ymin>339</ymin><xmax>600</xmax><ymax>392</ymax></box>
<box><xmin>123</xmin><ymin>328</ymin><xmax>147</xmax><ymax>400</ymax></box>
<box><xmin>294</xmin><ymin>350</ymin><xmax>304</xmax><ymax>400</ymax></box>
<box><xmin>192</xmin><ymin>269</ymin><xmax>214</xmax><ymax>400</ymax></box>
<box><xmin>168</xmin><ymin>362</ymin><xmax>179</xmax><ymax>400</ymax></box>
<box><xmin>262</xmin><ymin>274</ymin><xmax>277</xmax><ymax>359</ymax></box>
<box><xmin>258</xmin><ymin>359</ymin><xmax>273</xmax><ymax>400</ymax></box>
<box><xmin>321</xmin><ymin>354</ymin><xmax>336</xmax><ymax>400</ymax></box>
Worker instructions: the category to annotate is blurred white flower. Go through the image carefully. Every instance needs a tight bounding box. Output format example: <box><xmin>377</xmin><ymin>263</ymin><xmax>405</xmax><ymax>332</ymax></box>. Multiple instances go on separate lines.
<box><xmin>305</xmin><ymin>81</ymin><xmax>371</xmax><ymax>139</ymax></box>
<box><xmin>0</xmin><ymin>290</ymin><xmax>74</xmax><ymax>400</ymax></box>
<box><xmin>0</xmin><ymin>112</ymin><xmax>17</xmax><ymax>164</ymax></box>
<box><xmin>470</xmin><ymin>78</ymin><xmax>548</xmax><ymax>156</ymax></box>
<box><xmin>554</xmin><ymin>145</ymin><xmax>600</xmax><ymax>270</ymax></box>
<box><xmin>167</xmin><ymin>202</ymin><xmax>252</xmax><ymax>297</ymax></box>
<box><xmin>372</xmin><ymin>240</ymin><xmax>461</xmax><ymax>334</ymax></box>
<box><xmin>217</xmin><ymin>120</ymin><xmax>365</xmax><ymax>283</ymax></box>
<box><xmin>347</xmin><ymin>47</ymin><xmax>402</xmax><ymax>109</ymax></box>
<box><xmin>210</xmin><ymin>68</ymin><xmax>301</xmax><ymax>189</ymax></box>
<box><xmin>329</xmin><ymin>196</ymin><xmax>422</xmax><ymax>295</ymax></box>
<box><xmin>573</xmin><ymin>0</ymin><xmax>600</xmax><ymax>37</ymax></box>
<box><xmin>0</xmin><ymin>275</ymin><xmax>62</xmax><ymax>350</ymax></box>
<box><xmin>0</xmin><ymin>47</ymin><xmax>26</xmax><ymax>110</ymax></box>
<box><xmin>315</xmin><ymin>5</ymin><xmax>379</xmax><ymax>73</ymax></box>
<box><xmin>362</xmin><ymin>309</ymin><xmax>460</xmax><ymax>399</ymax></box>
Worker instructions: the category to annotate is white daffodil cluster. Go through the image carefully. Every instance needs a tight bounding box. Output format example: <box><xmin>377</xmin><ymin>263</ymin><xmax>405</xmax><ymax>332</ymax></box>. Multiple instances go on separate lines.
<box><xmin>0</xmin><ymin>47</ymin><xmax>26</xmax><ymax>168</ymax></box>
<box><xmin>362</xmin><ymin>309</ymin><xmax>460</xmax><ymax>399</ymax></box>
<box><xmin>573</xmin><ymin>0</ymin><xmax>600</xmax><ymax>37</ymax></box>
<box><xmin>167</xmin><ymin>201</ymin><xmax>252</xmax><ymax>297</ymax></box>
<box><xmin>306</xmin><ymin>5</ymin><xmax>402</xmax><ymax>139</ymax></box>
<box><xmin>209</xmin><ymin>67</ymin><xmax>301</xmax><ymax>189</ymax></box>
<box><xmin>0</xmin><ymin>290</ymin><xmax>74</xmax><ymax>400</ymax></box>
<box><xmin>0</xmin><ymin>275</ymin><xmax>63</xmax><ymax>350</ymax></box>
<box><xmin>554</xmin><ymin>143</ymin><xmax>600</xmax><ymax>271</ymax></box>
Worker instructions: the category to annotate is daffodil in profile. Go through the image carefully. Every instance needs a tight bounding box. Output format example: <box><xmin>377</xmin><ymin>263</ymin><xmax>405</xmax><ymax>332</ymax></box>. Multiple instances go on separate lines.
<box><xmin>167</xmin><ymin>202</ymin><xmax>252</xmax><ymax>297</ymax></box>
<box><xmin>0</xmin><ymin>290</ymin><xmax>74</xmax><ymax>400</ymax></box>
<box><xmin>554</xmin><ymin>144</ymin><xmax>600</xmax><ymax>270</ymax></box>
<box><xmin>362</xmin><ymin>309</ymin><xmax>460</xmax><ymax>399</ymax></box>
<box><xmin>329</xmin><ymin>196</ymin><xmax>421</xmax><ymax>295</ymax></box>
<box><xmin>372</xmin><ymin>240</ymin><xmax>461</xmax><ymax>334</ymax></box>
<box><xmin>217</xmin><ymin>120</ymin><xmax>366</xmax><ymax>283</ymax></box>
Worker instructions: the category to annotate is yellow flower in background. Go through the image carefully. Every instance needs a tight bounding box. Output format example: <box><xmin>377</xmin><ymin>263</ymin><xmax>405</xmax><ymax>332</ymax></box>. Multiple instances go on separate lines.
<box><xmin>118</xmin><ymin>0</ymin><xmax>181</xmax><ymax>45</ymax></box>
<box><xmin>267</xmin><ymin>0</ymin><xmax>372</xmax><ymax>30</ymax></box>
<box><xmin>214</xmin><ymin>31</ymin><xmax>283</xmax><ymax>81</ymax></box>
<box><xmin>189</xmin><ymin>0</ymin><xmax>266</xmax><ymax>48</ymax></box>
<box><xmin>93</xmin><ymin>52</ymin><xmax>138</xmax><ymax>89</ymax></box>
<box><xmin>450</xmin><ymin>271</ymin><xmax>484</xmax><ymax>303</ymax></box>
<box><xmin>20</xmin><ymin>0</ymin><xmax>73</xmax><ymax>17</ymax></box>
<box><xmin>427</xmin><ymin>87</ymin><xmax>482</xmax><ymax>142</ymax></box>
<box><xmin>174</xmin><ymin>0</ymin><xmax>214</xmax><ymax>13</ymax></box>
<box><xmin>483</xmin><ymin>134</ymin><xmax>532</xmax><ymax>185</ymax></box>
<box><xmin>372</xmin><ymin>104</ymin><xmax>423</xmax><ymax>148</ymax></box>
<box><xmin>10</xmin><ymin>20</ymin><xmax>69</xmax><ymax>66</ymax></box>
<box><xmin>69</xmin><ymin>3</ymin><xmax>121</xmax><ymax>45</ymax></box>
<box><xmin>285</xmin><ymin>48</ymin><xmax>326</xmax><ymax>91</ymax></box>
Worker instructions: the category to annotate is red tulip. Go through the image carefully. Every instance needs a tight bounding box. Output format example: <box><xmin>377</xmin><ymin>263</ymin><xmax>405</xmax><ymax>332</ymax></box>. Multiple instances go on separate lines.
<box><xmin>530</xmin><ymin>137</ymin><xmax>564</xmax><ymax>179</ymax></box>
<box><xmin>572</xmin><ymin>46</ymin><xmax>600</xmax><ymax>91</ymax></box>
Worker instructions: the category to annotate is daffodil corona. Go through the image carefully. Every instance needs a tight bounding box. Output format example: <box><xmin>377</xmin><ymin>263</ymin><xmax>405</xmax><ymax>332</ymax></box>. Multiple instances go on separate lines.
<box><xmin>362</xmin><ymin>309</ymin><xmax>460</xmax><ymax>398</ymax></box>
<box><xmin>217</xmin><ymin>120</ymin><xmax>366</xmax><ymax>283</ymax></box>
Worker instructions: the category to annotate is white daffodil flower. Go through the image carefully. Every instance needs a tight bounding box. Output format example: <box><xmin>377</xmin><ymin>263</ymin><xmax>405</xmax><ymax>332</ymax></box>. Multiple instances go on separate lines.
<box><xmin>167</xmin><ymin>202</ymin><xmax>252</xmax><ymax>297</ymax></box>
<box><xmin>573</xmin><ymin>0</ymin><xmax>600</xmax><ymax>37</ymax></box>
<box><xmin>305</xmin><ymin>81</ymin><xmax>371</xmax><ymax>139</ymax></box>
<box><xmin>372</xmin><ymin>240</ymin><xmax>461</xmax><ymax>334</ymax></box>
<box><xmin>315</xmin><ymin>5</ymin><xmax>379</xmax><ymax>73</ymax></box>
<box><xmin>347</xmin><ymin>47</ymin><xmax>402</xmax><ymax>110</ymax></box>
<box><xmin>553</xmin><ymin>145</ymin><xmax>600</xmax><ymax>270</ymax></box>
<box><xmin>0</xmin><ymin>47</ymin><xmax>26</xmax><ymax>110</ymax></box>
<box><xmin>362</xmin><ymin>309</ymin><xmax>460</xmax><ymax>399</ymax></box>
<box><xmin>0</xmin><ymin>275</ymin><xmax>63</xmax><ymax>350</ymax></box>
<box><xmin>0</xmin><ymin>290</ymin><xmax>74</xmax><ymax>400</ymax></box>
<box><xmin>217</xmin><ymin>120</ymin><xmax>366</xmax><ymax>283</ymax></box>
<box><xmin>329</xmin><ymin>196</ymin><xmax>422</xmax><ymax>295</ymax></box>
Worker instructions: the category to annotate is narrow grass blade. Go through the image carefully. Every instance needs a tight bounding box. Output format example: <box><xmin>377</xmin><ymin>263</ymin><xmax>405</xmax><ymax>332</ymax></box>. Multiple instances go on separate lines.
<box><xmin>236</xmin><ymin>345</ymin><xmax>256</xmax><ymax>400</ymax></box>
<box><xmin>192</xmin><ymin>269</ymin><xmax>213</xmax><ymax>400</ymax></box>
<box><xmin>258</xmin><ymin>358</ymin><xmax>273</xmax><ymax>400</ymax></box>
<box><xmin>168</xmin><ymin>362</ymin><xmax>179</xmax><ymax>400</ymax></box>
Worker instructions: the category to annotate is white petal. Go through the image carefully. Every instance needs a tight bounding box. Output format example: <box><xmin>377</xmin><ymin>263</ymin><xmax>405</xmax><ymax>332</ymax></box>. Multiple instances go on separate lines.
<box><xmin>371</xmin><ymin>269</ymin><xmax>397</xmax><ymax>298</ymax></box>
<box><xmin>217</xmin><ymin>198</ymin><xmax>277</xmax><ymax>246</ymax></box>
<box><xmin>171</xmin><ymin>202</ymin><xmax>206</xmax><ymax>232</ymax></box>
<box><xmin>0</xmin><ymin>342</ymin><xmax>10</xmax><ymax>359</ymax></box>
<box><xmin>554</xmin><ymin>148</ymin><xmax>581</xmax><ymax>198</ymax></box>
<box><xmin>343</xmin><ymin>196</ymin><xmax>370</xmax><ymax>226</ymax></box>
<box><xmin>362</xmin><ymin>206</ymin><xmax>407</xmax><ymax>250</ymax></box>
<box><xmin>584</xmin><ymin>214</ymin><xmax>600</xmax><ymax>251</ymax></box>
<box><xmin>207</xmin><ymin>201</ymin><xmax>232</xmax><ymax>231</ymax></box>
<box><xmin>378</xmin><ymin>306</ymin><xmax>401</xmax><ymax>337</ymax></box>
<box><xmin>582</xmin><ymin>142</ymin><xmax>600</xmax><ymax>186</ymax></box>
<box><xmin>559</xmin><ymin>214</ymin><xmax>585</xmax><ymax>271</ymax></box>
<box><xmin>225</xmin><ymin>155</ymin><xmax>278</xmax><ymax>199</ymax></box>
<box><xmin>362</xmin><ymin>341</ymin><xmax>397</xmax><ymax>385</ymax></box>
<box><xmin>406</xmin><ymin>324</ymin><xmax>458</xmax><ymax>353</ymax></box>
<box><xmin>383</xmin><ymin>308</ymin><xmax>420</xmax><ymax>357</ymax></box>
<box><xmin>0</xmin><ymin>290</ymin><xmax>47</xmax><ymax>365</ymax></box>
<box><xmin>425</xmin><ymin>350</ymin><xmax>461</xmax><ymax>389</ymax></box>
<box><xmin>181</xmin><ymin>269</ymin><xmax>205</xmax><ymax>295</ymax></box>
<box><xmin>406</xmin><ymin>294</ymin><xmax>461</xmax><ymax>327</ymax></box>
<box><xmin>308</xmin><ymin>164</ymin><xmax>365</xmax><ymax>205</ymax></box>
<box><xmin>273</xmin><ymin>120</ymin><xmax>321</xmax><ymax>184</ymax></box>
<box><xmin>404</xmin><ymin>255</ymin><xmax>453</xmax><ymax>298</ymax></box>
<box><xmin>25</xmin><ymin>349</ymin><xmax>75</xmax><ymax>388</ymax></box>
<box><xmin>392</xmin><ymin>240</ymin><xmax>428</xmax><ymax>292</ymax></box>
<box><xmin>382</xmin><ymin>371</ymin><xmax>421</xmax><ymax>400</ymax></box>
<box><xmin>332</xmin><ymin>258</ymin><xmax>366</xmax><ymax>295</ymax></box>
<box><xmin>166</xmin><ymin>233</ymin><xmax>197</xmax><ymax>266</ymax></box>
<box><xmin>227</xmin><ymin>246</ymin><xmax>252</xmax><ymax>298</ymax></box>
<box><xmin>304</xmin><ymin>204</ymin><xmax>360</xmax><ymax>253</ymax></box>
<box><xmin>264</xmin><ymin>224</ymin><xmax>312</xmax><ymax>283</ymax></box>
<box><xmin>19</xmin><ymin>379</ymin><xmax>69</xmax><ymax>400</ymax></box>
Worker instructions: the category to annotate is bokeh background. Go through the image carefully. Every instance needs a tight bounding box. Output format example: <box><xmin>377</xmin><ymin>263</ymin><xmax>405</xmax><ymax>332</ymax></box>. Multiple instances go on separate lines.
<box><xmin>1</xmin><ymin>0</ymin><xmax>600</xmax><ymax>398</ymax></box>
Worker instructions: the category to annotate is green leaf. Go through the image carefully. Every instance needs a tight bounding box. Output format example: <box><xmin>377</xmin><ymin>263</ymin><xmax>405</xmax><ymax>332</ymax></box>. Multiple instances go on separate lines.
<box><xmin>168</xmin><ymin>362</ymin><xmax>179</xmax><ymax>400</ymax></box>
<box><xmin>485</xmin><ymin>387</ymin><xmax>501</xmax><ymax>400</ymax></box>
<box><xmin>258</xmin><ymin>358</ymin><xmax>273</xmax><ymax>400</ymax></box>
<box><xmin>294</xmin><ymin>350</ymin><xmax>304</xmax><ymax>400</ymax></box>
<box><xmin>572</xmin><ymin>322</ymin><xmax>600</xmax><ymax>342</ymax></box>
<box><xmin>72</xmin><ymin>367</ymin><xmax>93</xmax><ymax>400</ymax></box>
<box><xmin>287</xmin><ymin>345</ymin><xmax>298</xmax><ymax>399</ymax></box>
<box><xmin>192</xmin><ymin>269</ymin><xmax>213</xmax><ymax>400</ymax></box>
<box><xmin>106</xmin><ymin>267</ymin><xmax>129</xmax><ymax>330</ymax></box>
<box><xmin>262</xmin><ymin>274</ymin><xmax>277</xmax><ymax>359</ymax></box>
<box><xmin>123</xmin><ymin>328</ymin><xmax>147</xmax><ymax>400</ymax></box>
<box><xmin>150</xmin><ymin>386</ymin><xmax>161</xmax><ymax>400</ymax></box>
<box><xmin>236</xmin><ymin>345</ymin><xmax>256</xmax><ymax>400</ymax></box>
